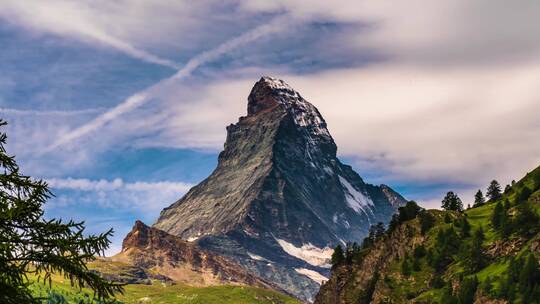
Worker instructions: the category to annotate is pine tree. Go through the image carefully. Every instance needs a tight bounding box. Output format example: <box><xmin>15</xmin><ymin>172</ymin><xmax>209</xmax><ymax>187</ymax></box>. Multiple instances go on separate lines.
<box><xmin>331</xmin><ymin>244</ymin><xmax>345</xmax><ymax>267</ymax></box>
<box><xmin>0</xmin><ymin>121</ymin><xmax>122</xmax><ymax>303</ymax></box>
<box><xmin>516</xmin><ymin>186</ymin><xmax>532</xmax><ymax>204</ymax></box>
<box><xmin>519</xmin><ymin>254</ymin><xmax>540</xmax><ymax>302</ymax></box>
<box><xmin>473</xmin><ymin>190</ymin><xmax>485</xmax><ymax>207</ymax></box>
<box><xmin>491</xmin><ymin>201</ymin><xmax>503</xmax><ymax>230</ymax></box>
<box><xmin>464</xmin><ymin>228</ymin><xmax>485</xmax><ymax>273</ymax></box>
<box><xmin>441</xmin><ymin>281</ymin><xmax>458</xmax><ymax>304</ymax></box>
<box><xmin>441</xmin><ymin>191</ymin><xmax>463</xmax><ymax>211</ymax></box>
<box><xmin>457</xmin><ymin>276</ymin><xmax>478</xmax><ymax>304</ymax></box>
<box><xmin>401</xmin><ymin>254</ymin><xmax>411</xmax><ymax>276</ymax></box>
<box><xmin>486</xmin><ymin>180</ymin><xmax>502</xmax><ymax>201</ymax></box>
<box><xmin>514</xmin><ymin>202</ymin><xmax>540</xmax><ymax>236</ymax></box>
<box><xmin>419</xmin><ymin>211</ymin><xmax>436</xmax><ymax>235</ymax></box>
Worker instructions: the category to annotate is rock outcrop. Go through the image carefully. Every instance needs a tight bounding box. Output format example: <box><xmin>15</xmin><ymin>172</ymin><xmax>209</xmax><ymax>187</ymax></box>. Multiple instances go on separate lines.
<box><xmin>110</xmin><ymin>221</ymin><xmax>277</xmax><ymax>290</ymax></box>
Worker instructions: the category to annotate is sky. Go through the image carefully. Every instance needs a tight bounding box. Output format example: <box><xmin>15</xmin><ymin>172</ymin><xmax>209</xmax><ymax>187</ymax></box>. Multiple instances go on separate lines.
<box><xmin>1</xmin><ymin>0</ymin><xmax>539</xmax><ymax>255</ymax></box>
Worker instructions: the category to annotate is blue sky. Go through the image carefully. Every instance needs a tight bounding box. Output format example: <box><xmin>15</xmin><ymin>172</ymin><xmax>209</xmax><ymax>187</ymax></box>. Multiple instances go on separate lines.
<box><xmin>1</xmin><ymin>0</ymin><xmax>540</xmax><ymax>254</ymax></box>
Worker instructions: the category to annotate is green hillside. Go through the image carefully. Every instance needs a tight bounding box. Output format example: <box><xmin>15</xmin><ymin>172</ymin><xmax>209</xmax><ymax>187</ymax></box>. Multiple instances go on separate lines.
<box><xmin>30</xmin><ymin>271</ymin><xmax>301</xmax><ymax>304</ymax></box>
<box><xmin>317</xmin><ymin>165</ymin><xmax>540</xmax><ymax>304</ymax></box>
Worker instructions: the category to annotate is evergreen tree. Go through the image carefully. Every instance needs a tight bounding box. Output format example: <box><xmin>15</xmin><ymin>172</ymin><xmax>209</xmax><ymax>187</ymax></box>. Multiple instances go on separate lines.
<box><xmin>457</xmin><ymin>276</ymin><xmax>478</xmax><ymax>304</ymax></box>
<box><xmin>0</xmin><ymin>121</ymin><xmax>122</xmax><ymax>304</ymax></box>
<box><xmin>401</xmin><ymin>254</ymin><xmax>411</xmax><ymax>276</ymax></box>
<box><xmin>473</xmin><ymin>190</ymin><xmax>485</xmax><ymax>207</ymax></box>
<box><xmin>441</xmin><ymin>281</ymin><xmax>458</xmax><ymax>304</ymax></box>
<box><xmin>419</xmin><ymin>211</ymin><xmax>436</xmax><ymax>235</ymax></box>
<box><xmin>514</xmin><ymin>202</ymin><xmax>540</xmax><ymax>236</ymax></box>
<box><xmin>491</xmin><ymin>201</ymin><xmax>504</xmax><ymax>230</ymax></box>
<box><xmin>331</xmin><ymin>244</ymin><xmax>345</xmax><ymax>267</ymax></box>
<box><xmin>459</xmin><ymin>217</ymin><xmax>471</xmax><ymax>238</ymax></box>
<box><xmin>519</xmin><ymin>254</ymin><xmax>540</xmax><ymax>301</ymax></box>
<box><xmin>464</xmin><ymin>228</ymin><xmax>485</xmax><ymax>273</ymax></box>
<box><xmin>441</xmin><ymin>191</ymin><xmax>463</xmax><ymax>212</ymax></box>
<box><xmin>516</xmin><ymin>186</ymin><xmax>532</xmax><ymax>204</ymax></box>
<box><xmin>504</xmin><ymin>184</ymin><xmax>512</xmax><ymax>194</ymax></box>
<box><xmin>486</xmin><ymin>180</ymin><xmax>502</xmax><ymax>201</ymax></box>
<box><xmin>503</xmin><ymin>198</ymin><xmax>511</xmax><ymax>211</ymax></box>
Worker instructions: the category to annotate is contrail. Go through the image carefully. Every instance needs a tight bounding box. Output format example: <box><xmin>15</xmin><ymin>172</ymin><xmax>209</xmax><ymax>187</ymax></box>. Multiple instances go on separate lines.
<box><xmin>0</xmin><ymin>0</ymin><xmax>180</xmax><ymax>69</ymax></box>
<box><xmin>45</xmin><ymin>16</ymin><xmax>290</xmax><ymax>152</ymax></box>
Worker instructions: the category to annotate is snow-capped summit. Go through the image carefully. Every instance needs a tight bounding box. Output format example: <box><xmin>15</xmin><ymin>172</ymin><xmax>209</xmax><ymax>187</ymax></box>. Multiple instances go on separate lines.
<box><xmin>154</xmin><ymin>77</ymin><xmax>406</xmax><ymax>301</ymax></box>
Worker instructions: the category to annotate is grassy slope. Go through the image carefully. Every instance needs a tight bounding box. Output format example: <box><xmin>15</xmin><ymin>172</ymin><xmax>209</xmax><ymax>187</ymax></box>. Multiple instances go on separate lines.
<box><xmin>380</xmin><ymin>165</ymin><xmax>540</xmax><ymax>303</ymax></box>
<box><xmin>29</xmin><ymin>266</ymin><xmax>301</xmax><ymax>304</ymax></box>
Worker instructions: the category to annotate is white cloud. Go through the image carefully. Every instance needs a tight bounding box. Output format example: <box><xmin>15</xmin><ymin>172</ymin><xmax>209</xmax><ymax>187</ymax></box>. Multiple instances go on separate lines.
<box><xmin>239</xmin><ymin>0</ymin><xmax>540</xmax><ymax>67</ymax></box>
<box><xmin>46</xmin><ymin>177</ymin><xmax>193</xmax><ymax>212</ymax></box>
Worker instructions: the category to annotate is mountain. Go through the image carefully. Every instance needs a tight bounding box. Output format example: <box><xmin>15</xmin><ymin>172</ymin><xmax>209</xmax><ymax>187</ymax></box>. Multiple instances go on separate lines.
<box><xmin>153</xmin><ymin>76</ymin><xmax>407</xmax><ymax>301</ymax></box>
<box><xmin>315</xmin><ymin>165</ymin><xmax>540</xmax><ymax>303</ymax></box>
<box><xmin>108</xmin><ymin>221</ymin><xmax>277</xmax><ymax>290</ymax></box>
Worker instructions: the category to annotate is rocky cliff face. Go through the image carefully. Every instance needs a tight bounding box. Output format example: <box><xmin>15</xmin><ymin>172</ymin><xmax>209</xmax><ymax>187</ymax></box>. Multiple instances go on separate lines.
<box><xmin>153</xmin><ymin>77</ymin><xmax>406</xmax><ymax>301</ymax></box>
<box><xmin>110</xmin><ymin>221</ymin><xmax>277</xmax><ymax>289</ymax></box>
<box><xmin>314</xmin><ymin>217</ymin><xmax>427</xmax><ymax>304</ymax></box>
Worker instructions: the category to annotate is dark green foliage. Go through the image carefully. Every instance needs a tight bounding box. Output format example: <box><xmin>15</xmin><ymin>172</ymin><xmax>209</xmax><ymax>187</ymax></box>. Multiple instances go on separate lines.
<box><xmin>401</xmin><ymin>254</ymin><xmax>411</xmax><ymax>276</ymax></box>
<box><xmin>444</xmin><ymin>213</ymin><xmax>452</xmax><ymax>223</ymax></box>
<box><xmin>398</xmin><ymin>201</ymin><xmax>422</xmax><ymax>222</ymax></box>
<box><xmin>441</xmin><ymin>192</ymin><xmax>463</xmax><ymax>212</ymax></box>
<box><xmin>534</xmin><ymin>171</ymin><xmax>540</xmax><ymax>190</ymax></box>
<box><xmin>441</xmin><ymin>281</ymin><xmax>458</xmax><ymax>304</ymax></box>
<box><xmin>0</xmin><ymin>121</ymin><xmax>122</xmax><ymax>304</ymax></box>
<box><xmin>457</xmin><ymin>276</ymin><xmax>478</xmax><ymax>304</ymax></box>
<box><xmin>429</xmin><ymin>227</ymin><xmax>461</xmax><ymax>271</ymax></box>
<box><xmin>519</xmin><ymin>254</ymin><xmax>540</xmax><ymax>302</ymax></box>
<box><xmin>473</xmin><ymin>190</ymin><xmax>485</xmax><ymax>207</ymax></box>
<box><xmin>430</xmin><ymin>274</ymin><xmax>445</xmax><ymax>289</ymax></box>
<box><xmin>362</xmin><ymin>222</ymin><xmax>386</xmax><ymax>249</ymax></box>
<box><xmin>388</xmin><ymin>201</ymin><xmax>422</xmax><ymax>234</ymax></box>
<box><xmin>496</xmin><ymin>254</ymin><xmax>540</xmax><ymax>303</ymax></box>
<box><xmin>344</xmin><ymin>242</ymin><xmax>362</xmax><ymax>264</ymax></box>
<box><xmin>486</xmin><ymin>180</ymin><xmax>502</xmax><ymax>201</ymax></box>
<box><xmin>463</xmin><ymin>228</ymin><xmax>486</xmax><ymax>273</ymax></box>
<box><xmin>503</xmin><ymin>198</ymin><xmax>511</xmax><ymax>211</ymax></box>
<box><xmin>481</xmin><ymin>276</ymin><xmax>493</xmax><ymax>294</ymax></box>
<box><xmin>419</xmin><ymin>211</ymin><xmax>436</xmax><ymax>235</ymax></box>
<box><xmin>331</xmin><ymin>245</ymin><xmax>345</xmax><ymax>267</ymax></box>
<box><xmin>454</xmin><ymin>217</ymin><xmax>471</xmax><ymax>238</ymax></box>
<box><xmin>516</xmin><ymin>186</ymin><xmax>532</xmax><ymax>204</ymax></box>
<box><xmin>357</xmin><ymin>272</ymin><xmax>379</xmax><ymax>304</ymax></box>
<box><xmin>413</xmin><ymin>245</ymin><xmax>426</xmax><ymax>259</ymax></box>
<box><xmin>491</xmin><ymin>201</ymin><xmax>504</xmax><ymax>230</ymax></box>
<box><xmin>513</xmin><ymin>202</ymin><xmax>540</xmax><ymax>236</ymax></box>
<box><xmin>504</xmin><ymin>184</ymin><xmax>512</xmax><ymax>194</ymax></box>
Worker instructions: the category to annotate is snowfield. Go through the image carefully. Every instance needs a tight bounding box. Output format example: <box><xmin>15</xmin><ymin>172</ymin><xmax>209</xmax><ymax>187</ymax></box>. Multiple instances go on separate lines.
<box><xmin>275</xmin><ymin>238</ymin><xmax>333</xmax><ymax>268</ymax></box>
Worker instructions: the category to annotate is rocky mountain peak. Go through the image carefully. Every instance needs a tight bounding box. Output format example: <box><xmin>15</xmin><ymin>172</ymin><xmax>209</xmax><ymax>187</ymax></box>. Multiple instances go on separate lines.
<box><xmin>247</xmin><ymin>76</ymin><xmax>299</xmax><ymax>115</ymax></box>
<box><xmin>154</xmin><ymin>77</ymin><xmax>407</xmax><ymax>301</ymax></box>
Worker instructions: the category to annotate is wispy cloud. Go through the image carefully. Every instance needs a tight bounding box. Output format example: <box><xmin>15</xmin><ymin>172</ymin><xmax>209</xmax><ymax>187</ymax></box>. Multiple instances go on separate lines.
<box><xmin>46</xmin><ymin>177</ymin><xmax>193</xmax><ymax>212</ymax></box>
<box><xmin>0</xmin><ymin>0</ymin><xmax>180</xmax><ymax>69</ymax></box>
<box><xmin>47</xmin><ymin>177</ymin><xmax>192</xmax><ymax>193</ymax></box>
<box><xmin>45</xmin><ymin>15</ymin><xmax>292</xmax><ymax>152</ymax></box>
<box><xmin>0</xmin><ymin>107</ymin><xmax>104</xmax><ymax>117</ymax></box>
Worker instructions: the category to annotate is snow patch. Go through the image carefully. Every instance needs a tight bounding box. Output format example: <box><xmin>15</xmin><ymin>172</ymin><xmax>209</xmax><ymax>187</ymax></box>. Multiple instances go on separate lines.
<box><xmin>338</xmin><ymin>175</ymin><xmax>373</xmax><ymax>213</ymax></box>
<box><xmin>294</xmin><ymin>268</ymin><xmax>328</xmax><ymax>285</ymax></box>
<box><xmin>247</xmin><ymin>252</ymin><xmax>269</xmax><ymax>262</ymax></box>
<box><xmin>186</xmin><ymin>236</ymin><xmax>198</xmax><ymax>242</ymax></box>
<box><xmin>275</xmin><ymin>238</ymin><xmax>333</xmax><ymax>268</ymax></box>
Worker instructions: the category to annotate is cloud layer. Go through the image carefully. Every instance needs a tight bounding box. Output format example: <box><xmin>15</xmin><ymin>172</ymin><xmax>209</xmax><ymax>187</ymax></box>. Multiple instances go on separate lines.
<box><xmin>3</xmin><ymin>1</ymin><xmax>540</xmax><ymax>212</ymax></box>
